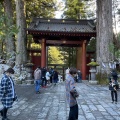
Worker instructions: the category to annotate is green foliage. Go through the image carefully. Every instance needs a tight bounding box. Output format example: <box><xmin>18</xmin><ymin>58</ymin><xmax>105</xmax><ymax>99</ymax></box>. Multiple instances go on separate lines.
<box><xmin>48</xmin><ymin>46</ymin><xmax>77</xmax><ymax>67</ymax></box>
<box><xmin>63</xmin><ymin>0</ymin><xmax>86</xmax><ymax>19</ymax></box>
<box><xmin>26</xmin><ymin>0</ymin><xmax>58</xmax><ymax>24</ymax></box>
<box><xmin>0</xmin><ymin>3</ymin><xmax>19</xmax><ymax>59</ymax></box>
<box><xmin>87</xmin><ymin>37</ymin><xmax>96</xmax><ymax>52</ymax></box>
<box><xmin>48</xmin><ymin>47</ymin><xmax>64</xmax><ymax>64</ymax></box>
<box><xmin>96</xmin><ymin>72</ymin><xmax>109</xmax><ymax>85</ymax></box>
<box><xmin>63</xmin><ymin>0</ymin><xmax>95</xmax><ymax>19</ymax></box>
<box><xmin>109</xmin><ymin>33</ymin><xmax>120</xmax><ymax>61</ymax></box>
<box><xmin>116</xmin><ymin>33</ymin><xmax>120</xmax><ymax>59</ymax></box>
<box><xmin>0</xmin><ymin>3</ymin><xmax>19</xmax><ymax>41</ymax></box>
<box><xmin>0</xmin><ymin>3</ymin><xmax>5</xmax><ymax>40</ymax></box>
<box><xmin>58</xmin><ymin>47</ymin><xmax>77</xmax><ymax>67</ymax></box>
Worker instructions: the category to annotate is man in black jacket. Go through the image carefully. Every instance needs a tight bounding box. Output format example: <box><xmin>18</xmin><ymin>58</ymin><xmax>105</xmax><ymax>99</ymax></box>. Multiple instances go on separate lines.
<box><xmin>41</xmin><ymin>67</ymin><xmax>47</xmax><ymax>88</ymax></box>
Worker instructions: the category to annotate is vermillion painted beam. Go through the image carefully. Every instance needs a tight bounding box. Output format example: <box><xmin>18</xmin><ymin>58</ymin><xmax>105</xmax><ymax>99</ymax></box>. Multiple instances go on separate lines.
<box><xmin>39</xmin><ymin>40</ymin><xmax>82</xmax><ymax>45</ymax></box>
<box><xmin>81</xmin><ymin>40</ymin><xmax>87</xmax><ymax>80</ymax></box>
<box><xmin>41</xmin><ymin>39</ymin><xmax>46</xmax><ymax>68</ymax></box>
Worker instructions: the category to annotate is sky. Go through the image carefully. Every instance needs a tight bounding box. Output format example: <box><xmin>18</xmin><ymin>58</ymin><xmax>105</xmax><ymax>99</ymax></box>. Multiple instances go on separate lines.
<box><xmin>55</xmin><ymin>0</ymin><xmax>65</xmax><ymax>19</ymax></box>
<box><xmin>55</xmin><ymin>11</ymin><xmax>63</xmax><ymax>19</ymax></box>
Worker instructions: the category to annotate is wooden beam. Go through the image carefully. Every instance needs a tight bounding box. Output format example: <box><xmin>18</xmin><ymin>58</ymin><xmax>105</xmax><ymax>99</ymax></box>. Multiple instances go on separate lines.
<box><xmin>39</xmin><ymin>40</ymin><xmax>83</xmax><ymax>45</ymax></box>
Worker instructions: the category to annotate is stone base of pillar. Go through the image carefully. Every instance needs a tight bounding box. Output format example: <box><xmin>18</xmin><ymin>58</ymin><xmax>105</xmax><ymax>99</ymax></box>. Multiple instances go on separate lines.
<box><xmin>89</xmin><ymin>80</ymin><xmax>98</xmax><ymax>84</ymax></box>
<box><xmin>25</xmin><ymin>80</ymin><xmax>34</xmax><ymax>85</ymax></box>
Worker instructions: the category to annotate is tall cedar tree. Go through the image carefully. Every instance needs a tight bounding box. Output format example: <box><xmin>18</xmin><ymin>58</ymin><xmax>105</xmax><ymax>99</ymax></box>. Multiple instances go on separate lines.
<box><xmin>96</xmin><ymin>0</ymin><xmax>113</xmax><ymax>72</ymax></box>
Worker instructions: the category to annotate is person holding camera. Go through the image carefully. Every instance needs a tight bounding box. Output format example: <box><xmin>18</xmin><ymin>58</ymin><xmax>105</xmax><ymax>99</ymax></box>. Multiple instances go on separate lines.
<box><xmin>109</xmin><ymin>78</ymin><xmax>118</xmax><ymax>104</ymax></box>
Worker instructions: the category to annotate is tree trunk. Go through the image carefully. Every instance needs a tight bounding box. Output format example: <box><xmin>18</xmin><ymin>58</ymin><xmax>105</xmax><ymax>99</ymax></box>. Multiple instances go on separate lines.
<box><xmin>16</xmin><ymin>0</ymin><xmax>27</xmax><ymax>66</ymax></box>
<box><xmin>96</xmin><ymin>0</ymin><xmax>113</xmax><ymax>73</ymax></box>
<box><xmin>4</xmin><ymin>0</ymin><xmax>15</xmax><ymax>67</ymax></box>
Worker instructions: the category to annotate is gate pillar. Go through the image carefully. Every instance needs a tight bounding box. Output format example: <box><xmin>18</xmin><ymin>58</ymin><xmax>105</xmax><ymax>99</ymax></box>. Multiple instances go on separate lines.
<box><xmin>81</xmin><ymin>40</ymin><xmax>87</xmax><ymax>80</ymax></box>
<box><xmin>41</xmin><ymin>38</ymin><xmax>46</xmax><ymax>68</ymax></box>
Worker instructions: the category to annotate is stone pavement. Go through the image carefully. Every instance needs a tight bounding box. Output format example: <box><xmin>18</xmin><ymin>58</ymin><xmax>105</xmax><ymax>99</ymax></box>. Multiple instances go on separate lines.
<box><xmin>1</xmin><ymin>81</ymin><xmax>120</xmax><ymax>120</ymax></box>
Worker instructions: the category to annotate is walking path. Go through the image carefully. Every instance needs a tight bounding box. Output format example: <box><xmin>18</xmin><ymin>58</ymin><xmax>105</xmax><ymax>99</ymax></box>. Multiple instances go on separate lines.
<box><xmin>1</xmin><ymin>81</ymin><xmax>120</xmax><ymax>120</ymax></box>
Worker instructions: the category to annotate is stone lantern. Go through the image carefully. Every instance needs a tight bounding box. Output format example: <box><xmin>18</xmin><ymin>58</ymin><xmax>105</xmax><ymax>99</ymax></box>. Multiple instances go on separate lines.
<box><xmin>25</xmin><ymin>62</ymin><xmax>34</xmax><ymax>84</ymax></box>
<box><xmin>87</xmin><ymin>59</ymin><xmax>99</xmax><ymax>84</ymax></box>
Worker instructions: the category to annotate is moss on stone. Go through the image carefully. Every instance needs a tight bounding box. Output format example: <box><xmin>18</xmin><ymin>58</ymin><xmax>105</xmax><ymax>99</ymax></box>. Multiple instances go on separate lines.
<box><xmin>87</xmin><ymin>61</ymin><xmax>99</xmax><ymax>66</ymax></box>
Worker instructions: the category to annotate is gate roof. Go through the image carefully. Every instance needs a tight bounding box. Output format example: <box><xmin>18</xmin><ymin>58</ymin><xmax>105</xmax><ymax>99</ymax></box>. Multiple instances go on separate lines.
<box><xmin>27</xmin><ymin>18</ymin><xmax>96</xmax><ymax>46</ymax></box>
<box><xmin>28</xmin><ymin>18</ymin><xmax>96</xmax><ymax>33</ymax></box>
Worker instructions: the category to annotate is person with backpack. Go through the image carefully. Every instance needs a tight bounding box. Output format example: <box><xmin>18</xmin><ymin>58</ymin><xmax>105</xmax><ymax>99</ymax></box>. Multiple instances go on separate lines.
<box><xmin>34</xmin><ymin>66</ymin><xmax>41</xmax><ymax>94</ymax></box>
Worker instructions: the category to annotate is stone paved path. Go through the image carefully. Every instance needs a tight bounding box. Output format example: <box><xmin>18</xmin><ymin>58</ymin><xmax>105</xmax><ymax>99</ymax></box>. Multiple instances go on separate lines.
<box><xmin>1</xmin><ymin>81</ymin><xmax>120</xmax><ymax>120</ymax></box>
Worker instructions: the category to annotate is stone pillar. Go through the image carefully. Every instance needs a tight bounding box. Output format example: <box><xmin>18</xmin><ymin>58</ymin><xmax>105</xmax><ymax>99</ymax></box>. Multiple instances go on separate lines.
<box><xmin>81</xmin><ymin>40</ymin><xmax>87</xmax><ymax>80</ymax></box>
<box><xmin>41</xmin><ymin>38</ymin><xmax>46</xmax><ymax>68</ymax></box>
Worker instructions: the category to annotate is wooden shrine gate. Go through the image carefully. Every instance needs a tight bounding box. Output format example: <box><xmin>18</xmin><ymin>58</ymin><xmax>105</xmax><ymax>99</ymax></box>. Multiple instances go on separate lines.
<box><xmin>27</xmin><ymin>18</ymin><xmax>96</xmax><ymax>80</ymax></box>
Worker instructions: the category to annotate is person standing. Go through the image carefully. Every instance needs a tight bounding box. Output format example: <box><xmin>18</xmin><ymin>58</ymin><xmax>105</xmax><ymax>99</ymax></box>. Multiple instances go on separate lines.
<box><xmin>0</xmin><ymin>68</ymin><xmax>17</xmax><ymax>120</ymax></box>
<box><xmin>109</xmin><ymin>79</ymin><xmax>118</xmax><ymax>104</ymax></box>
<box><xmin>34</xmin><ymin>67</ymin><xmax>41</xmax><ymax>94</ymax></box>
<box><xmin>53</xmin><ymin>69</ymin><xmax>58</xmax><ymax>85</ymax></box>
<box><xmin>65</xmin><ymin>67</ymin><xmax>79</xmax><ymax>120</ymax></box>
<box><xmin>77</xmin><ymin>70</ymin><xmax>82</xmax><ymax>83</ymax></box>
<box><xmin>65</xmin><ymin>67</ymin><xmax>70</xmax><ymax>80</ymax></box>
<box><xmin>41</xmin><ymin>67</ymin><xmax>47</xmax><ymax>88</ymax></box>
<box><xmin>46</xmin><ymin>68</ymin><xmax>51</xmax><ymax>85</ymax></box>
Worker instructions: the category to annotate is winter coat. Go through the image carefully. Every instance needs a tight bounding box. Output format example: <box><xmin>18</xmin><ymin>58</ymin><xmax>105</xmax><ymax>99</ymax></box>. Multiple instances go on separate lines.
<box><xmin>34</xmin><ymin>68</ymin><xmax>41</xmax><ymax>80</ymax></box>
<box><xmin>0</xmin><ymin>74</ymin><xmax>17</xmax><ymax>108</ymax></box>
<box><xmin>46</xmin><ymin>72</ymin><xmax>51</xmax><ymax>80</ymax></box>
<box><xmin>65</xmin><ymin>74</ymin><xmax>77</xmax><ymax>107</ymax></box>
<box><xmin>41</xmin><ymin>68</ymin><xmax>46</xmax><ymax>78</ymax></box>
<box><xmin>53</xmin><ymin>71</ymin><xmax>58</xmax><ymax>80</ymax></box>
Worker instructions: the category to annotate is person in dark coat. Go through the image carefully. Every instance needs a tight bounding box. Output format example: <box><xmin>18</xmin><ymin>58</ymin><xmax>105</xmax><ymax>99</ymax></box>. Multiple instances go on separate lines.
<box><xmin>49</xmin><ymin>68</ymin><xmax>54</xmax><ymax>83</ymax></box>
<box><xmin>0</xmin><ymin>68</ymin><xmax>17</xmax><ymax>120</ymax></box>
<box><xmin>53</xmin><ymin>70</ymin><xmax>58</xmax><ymax>85</ymax></box>
<box><xmin>41</xmin><ymin>67</ymin><xmax>47</xmax><ymax>88</ymax></box>
<box><xmin>109</xmin><ymin>79</ymin><xmax>118</xmax><ymax>104</ymax></box>
<box><xmin>77</xmin><ymin>70</ymin><xmax>82</xmax><ymax>83</ymax></box>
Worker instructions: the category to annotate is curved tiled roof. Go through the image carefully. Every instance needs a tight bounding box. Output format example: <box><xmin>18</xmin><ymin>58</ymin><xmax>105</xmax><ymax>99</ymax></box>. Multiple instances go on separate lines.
<box><xmin>28</xmin><ymin>18</ymin><xmax>96</xmax><ymax>33</ymax></box>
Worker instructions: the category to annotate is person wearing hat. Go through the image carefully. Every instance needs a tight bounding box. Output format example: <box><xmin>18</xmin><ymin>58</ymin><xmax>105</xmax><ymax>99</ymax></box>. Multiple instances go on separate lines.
<box><xmin>0</xmin><ymin>68</ymin><xmax>17</xmax><ymax>120</ymax></box>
